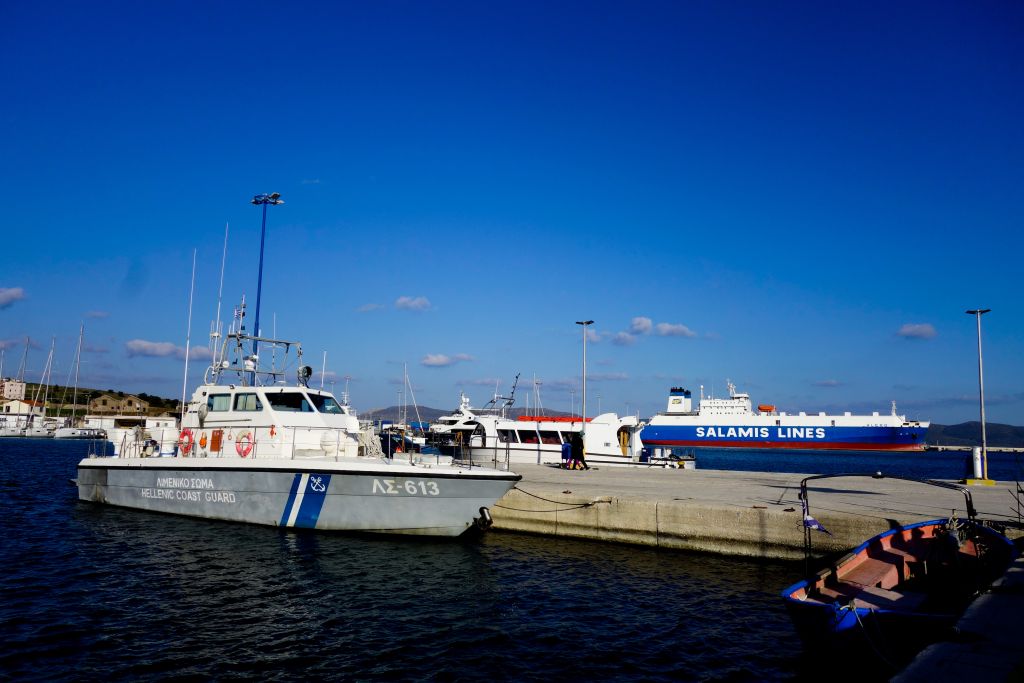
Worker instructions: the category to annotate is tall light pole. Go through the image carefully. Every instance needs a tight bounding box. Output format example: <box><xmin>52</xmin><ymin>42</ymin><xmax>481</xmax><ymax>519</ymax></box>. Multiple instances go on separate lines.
<box><xmin>966</xmin><ymin>308</ymin><xmax>991</xmax><ymax>479</ymax></box>
<box><xmin>250</xmin><ymin>192</ymin><xmax>284</xmax><ymax>383</ymax></box>
<box><xmin>576</xmin><ymin>320</ymin><xmax>594</xmax><ymax>438</ymax></box>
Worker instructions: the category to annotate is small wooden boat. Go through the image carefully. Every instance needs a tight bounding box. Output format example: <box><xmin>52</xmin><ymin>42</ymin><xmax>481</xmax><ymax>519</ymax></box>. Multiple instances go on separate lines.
<box><xmin>782</xmin><ymin>474</ymin><xmax>1017</xmax><ymax>665</ymax></box>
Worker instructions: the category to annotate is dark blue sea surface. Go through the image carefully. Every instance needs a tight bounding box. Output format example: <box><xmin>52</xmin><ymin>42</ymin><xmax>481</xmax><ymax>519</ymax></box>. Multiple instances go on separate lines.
<box><xmin>2</xmin><ymin>439</ymin><xmax>814</xmax><ymax>682</ymax></box>
<box><xmin>693</xmin><ymin>446</ymin><xmax>1022</xmax><ymax>483</ymax></box>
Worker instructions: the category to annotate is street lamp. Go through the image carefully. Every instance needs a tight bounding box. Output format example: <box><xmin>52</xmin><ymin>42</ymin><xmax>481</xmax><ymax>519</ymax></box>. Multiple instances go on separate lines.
<box><xmin>966</xmin><ymin>308</ymin><xmax>991</xmax><ymax>480</ymax></box>
<box><xmin>576</xmin><ymin>320</ymin><xmax>594</xmax><ymax>438</ymax></box>
<box><xmin>250</xmin><ymin>192</ymin><xmax>283</xmax><ymax>383</ymax></box>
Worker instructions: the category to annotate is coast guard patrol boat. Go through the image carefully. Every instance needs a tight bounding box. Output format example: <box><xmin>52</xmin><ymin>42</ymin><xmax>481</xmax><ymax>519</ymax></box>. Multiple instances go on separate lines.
<box><xmin>642</xmin><ymin>382</ymin><xmax>929</xmax><ymax>451</ymax></box>
<box><xmin>77</xmin><ymin>304</ymin><xmax>519</xmax><ymax>536</ymax></box>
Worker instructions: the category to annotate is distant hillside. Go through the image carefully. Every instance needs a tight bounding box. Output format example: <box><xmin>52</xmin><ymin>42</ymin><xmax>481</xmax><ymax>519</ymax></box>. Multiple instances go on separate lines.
<box><xmin>926</xmin><ymin>422</ymin><xmax>1024</xmax><ymax>448</ymax></box>
<box><xmin>19</xmin><ymin>382</ymin><xmax>181</xmax><ymax>415</ymax></box>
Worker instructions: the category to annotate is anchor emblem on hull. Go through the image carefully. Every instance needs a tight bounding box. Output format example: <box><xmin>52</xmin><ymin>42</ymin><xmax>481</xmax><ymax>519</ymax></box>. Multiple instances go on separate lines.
<box><xmin>309</xmin><ymin>476</ymin><xmax>326</xmax><ymax>493</ymax></box>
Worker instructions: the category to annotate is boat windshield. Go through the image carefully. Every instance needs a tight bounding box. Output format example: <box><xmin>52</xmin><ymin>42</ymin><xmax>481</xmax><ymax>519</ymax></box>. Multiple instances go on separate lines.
<box><xmin>266</xmin><ymin>392</ymin><xmax>316</xmax><ymax>413</ymax></box>
<box><xmin>308</xmin><ymin>393</ymin><xmax>344</xmax><ymax>415</ymax></box>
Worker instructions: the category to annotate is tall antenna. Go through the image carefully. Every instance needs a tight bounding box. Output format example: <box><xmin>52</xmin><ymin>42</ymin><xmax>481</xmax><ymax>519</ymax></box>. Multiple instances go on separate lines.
<box><xmin>180</xmin><ymin>248</ymin><xmax>197</xmax><ymax>420</ymax></box>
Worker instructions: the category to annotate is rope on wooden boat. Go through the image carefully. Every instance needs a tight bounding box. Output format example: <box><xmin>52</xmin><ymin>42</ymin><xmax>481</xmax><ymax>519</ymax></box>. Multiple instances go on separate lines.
<box><xmin>846</xmin><ymin>600</ymin><xmax>899</xmax><ymax>672</ymax></box>
<box><xmin>492</xmin><ymin>485</ymin><xmax>601</xmax><ymax>513</ymax></box>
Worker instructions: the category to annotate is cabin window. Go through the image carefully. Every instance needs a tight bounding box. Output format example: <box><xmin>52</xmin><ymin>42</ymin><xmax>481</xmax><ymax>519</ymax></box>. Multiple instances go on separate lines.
<box><xmin>266</xmin><ymin>392</ymin><xmax>314</xmax><ymax>413</ymax></box>
<box><xmin>308</xmin><ymin>394</ymin><xmax>343</xmax><ymax>414</ymax></box>
<box><xmin>234</xmin><ymin>393</ymin><xmax>263</xmax><ymax>412</ymax></box>
<box><xmin>207</xmin><ymin>394</ymin><xmax>231</xmax><ymax>412</ymax></box>
<box><xmin>518</xmin><ymin>430</ymin><xmax>540</xmax><ymax>444</ymax></box>
<box><xmin>497</xmin><ymin>429</ymin><xmax>516</xmax><ymax>443</ymax></box>
<box><xmin>538</xmin><ymin>430</ymin><xmax>560</xmax><ymax>445</ymax></box>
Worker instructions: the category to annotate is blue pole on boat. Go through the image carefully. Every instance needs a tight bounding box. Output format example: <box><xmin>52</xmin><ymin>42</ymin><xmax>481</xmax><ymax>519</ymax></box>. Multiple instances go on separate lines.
<box><xmin>250</xmin><ymin>192</ymin><xmax>283</xmax><ymax>384</ymax></box>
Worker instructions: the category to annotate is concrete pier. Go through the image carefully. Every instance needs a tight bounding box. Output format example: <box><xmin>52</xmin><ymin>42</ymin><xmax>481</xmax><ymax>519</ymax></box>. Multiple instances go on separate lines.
<box><xmin>490</xmin><ymin>465</ymin><xmax>1020</xmax><ymax>560</ymax></box>
<box><xmin>893</xmin><ymin>553</ymin><xmax>1024</xmax><ymax>682</ymax></box>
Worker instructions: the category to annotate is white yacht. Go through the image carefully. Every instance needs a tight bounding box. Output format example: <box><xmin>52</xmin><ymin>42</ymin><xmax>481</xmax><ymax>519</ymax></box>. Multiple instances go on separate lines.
<box><xmin>77</xmin><ymin>306</ymin><xmax>520</xmax><ymax>536</ymax></box>
<box><xmin>431</xmin><ymin>387</ymin><xmax>672</xmax><ymax>469</ymax></box>
<box><xmin>54</xmin><ymin>425</ymin><xmax>108</xmax><ymax>440</ymax></box>
<box><xmin>454</xmin><ymin>411</ymin><xmax>654</xmax><ymax>469</ymax></box>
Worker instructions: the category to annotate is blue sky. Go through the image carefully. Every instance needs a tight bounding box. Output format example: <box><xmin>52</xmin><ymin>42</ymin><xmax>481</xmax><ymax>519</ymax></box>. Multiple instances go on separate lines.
<box><xmin>2</xmin><ymin>1</ymin><xmax>1022</xmax><ymax>424</ymax></box>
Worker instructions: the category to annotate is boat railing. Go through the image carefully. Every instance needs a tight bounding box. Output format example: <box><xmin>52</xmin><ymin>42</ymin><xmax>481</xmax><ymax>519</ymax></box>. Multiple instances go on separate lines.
<box><xmin>456</xmin><ymin>432</ymin><xmax>511</xmax><ymax>471</ymax></box>
<box><xmin>123</xmin><ymin>423</ymin><xmax>462</xmax><ymax>466</ymax></box>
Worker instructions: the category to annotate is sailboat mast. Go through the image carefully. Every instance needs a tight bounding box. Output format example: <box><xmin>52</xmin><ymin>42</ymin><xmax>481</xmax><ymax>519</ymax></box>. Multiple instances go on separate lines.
<box><xmin>211</xmin><ymin>222</ymin><xmax>229</xmax><ymax>367</ymax></box>
<box><xmin>180</xmin><ymin>248</ymin><xmax>198</xmax><ymax>421</ymax></box>
<box><xmin>41</xmin><ymin>337</ymin><xmax>55</xmax><ymax>416</ymax></box>
<box><xmin>17</xmin><ymin>336</ymin><xmax>29</xmax><ymax>381</ymax></box>
<box><xmin>70</xmin><ymin>324</ymin><xmax>83</xmax><ymax>425</ymax></box>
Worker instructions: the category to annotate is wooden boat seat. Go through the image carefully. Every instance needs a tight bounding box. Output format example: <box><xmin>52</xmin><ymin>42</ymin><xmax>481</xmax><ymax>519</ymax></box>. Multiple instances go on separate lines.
<box><xmin>842</xmin><ymin>557</ymin><xmax>901</xmax><ymax>589</ymax></box>
<box><xmin>846</xmin><ymin>585</ymin><xmax>929</xmax><ymax>611</ymax></box>
<box><xmin>814</xmin><ymin>583</ymin><xmax>929</xmax><ymax>612</ymax></box>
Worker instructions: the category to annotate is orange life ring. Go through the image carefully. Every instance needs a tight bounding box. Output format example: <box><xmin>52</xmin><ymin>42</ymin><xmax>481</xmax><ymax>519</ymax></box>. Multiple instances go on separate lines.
<box><xmin>199</xmin><ymin>432</ymin><xmax>208</xmax><ymax>448</ymax></box>
<box><xmin>236</xmin><ymin>432</ymin><xmax>254</xmax><ymax>457</ymax></box>
<box><xmin>179</xmin><ymin>428</ymin><xmax>194</xmax><ymax>455</ymax></box>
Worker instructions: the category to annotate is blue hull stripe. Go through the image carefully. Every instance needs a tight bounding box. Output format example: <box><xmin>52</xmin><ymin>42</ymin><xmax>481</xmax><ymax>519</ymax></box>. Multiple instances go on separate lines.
<box><xmin>293</xmin><ymin>474</ymin><xmax>332</xmax><ymax>528</ymax></box>
<box><xmin>279</xmin><ymin>474</ymin><xmax>304</xmax><ymax>526</ymax></box>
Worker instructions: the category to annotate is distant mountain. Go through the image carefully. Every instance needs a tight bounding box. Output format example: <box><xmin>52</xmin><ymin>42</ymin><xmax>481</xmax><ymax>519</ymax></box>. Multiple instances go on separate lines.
<box><xmin>926</xmin><ymin>422</ymin><xmax>1024</xmax><ymax>448</ymax></box>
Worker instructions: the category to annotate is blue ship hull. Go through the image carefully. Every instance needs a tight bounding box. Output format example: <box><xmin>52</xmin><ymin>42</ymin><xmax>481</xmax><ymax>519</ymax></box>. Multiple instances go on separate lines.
<box><xmin>641</xmin><ymin>424</ymin><xmax>928</xmax><ymax>451</ymax></box>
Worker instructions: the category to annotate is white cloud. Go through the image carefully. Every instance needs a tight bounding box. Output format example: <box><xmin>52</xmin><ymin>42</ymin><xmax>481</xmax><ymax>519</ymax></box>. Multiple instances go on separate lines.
<box><xmin>0</xmin><ymin>287</ymin><xmax>26</xmax><ymax>309</ymax></box>
<box><xmin>585</xmin><ymin>328</ymin><xmax>601</xmax><ymax>343</ymax></box>
<box><xmin>897</xmin><ymin>323</ymin><xmax>936</xmax><ymax>339</ymax></box>
<box><xmin>813</xmin><ymin>379</ymin><xmax>842</xmax><ymax>388</ymax></box>
<box><xmin>85</xmin><ymin>310</ymin><xmax>110</xmax><ymax>319</ymax></box>
<box><xmin>421</xmin><ymin>352</ymin><xmax>474</xmax><ymax>367</ymax></box>
<box><xmin>0</xmin><ymin>339</ymin><xmax>20</xmax><ymax>351</ymax></box>
<box><xmin>612</xmin><ymin>332</ymin><xmax>636</xmax><ymax>346</ymax></box>
<box><xmin>463</xmin><ymin>377</ymin><xmax>504</xmax><ymax>387</ymax></box>
<box><xmin>301</xmin><ymin>178</ymin><xmax>321</xmax><ymax>185</ymax></box>
<box><xmin>655</xmin><ymin>322</ymin><xmax>697</xmax><ymax>338</ymax></box>
<box><xmin>187</xmin><ymin>347</ymin><xmax>214</xmax><ymax>361</ymax></box>
<box><xmin>125</xmin><ymin>339</ymin><xmax>212</xmax><ymax>361</ymax></box>
<box><xmin>126</xmin><ymin>340</ymin><xmax>178</xmax><ymax>358</ymax></box>
<box><xmin>356</xmin><ymin>303</ymin><xmax>383</xmax><ymax>313</ymax></box>
<box><xmin>589</xmin><ymin>372</ymin><xmax>629</xmax><ymax>381</ymax></box>
<box><xmin>630</xmin><ymin>316</ymin><xmax>653</xmax><ymax>334</ymax></box>
<box><xmin>396</xmin><ymin>296</ymin><xmax>431</xmax><ymax>311</ymax></box>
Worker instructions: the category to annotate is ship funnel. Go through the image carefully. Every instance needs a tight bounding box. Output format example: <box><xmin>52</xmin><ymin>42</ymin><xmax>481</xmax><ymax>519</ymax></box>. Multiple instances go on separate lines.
<box><xmin>666</xmin><ymin>387</ymin><xmax>692</xmax><ymax>413</ymax></box>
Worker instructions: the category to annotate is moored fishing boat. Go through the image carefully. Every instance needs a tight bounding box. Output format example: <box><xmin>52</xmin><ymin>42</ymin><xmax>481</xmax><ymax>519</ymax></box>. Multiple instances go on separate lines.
<box><xmin>642</xmin><ymin>383</ymin><xmax>929</xmax><ymax>451</ymax></box>
<box><xmin>781</xmin><ymin>473</ymin><xmax>1017</xmax><ymax>666</ymax></box>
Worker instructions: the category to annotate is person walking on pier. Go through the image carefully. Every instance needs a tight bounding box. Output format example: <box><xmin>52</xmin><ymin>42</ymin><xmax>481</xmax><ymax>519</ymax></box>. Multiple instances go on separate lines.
<box><xmin>561</xmin><ymin>439</ymin><xmax>572</xmax><ymax>469</ymax></box>
<box><xmin>570</xmin><ymin>432</ymin><xmax>589</xmax><ymax>470</ymax></box>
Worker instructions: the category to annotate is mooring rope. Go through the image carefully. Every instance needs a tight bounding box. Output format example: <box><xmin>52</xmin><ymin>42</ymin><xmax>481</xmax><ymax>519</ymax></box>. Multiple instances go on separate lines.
<box><xmin>847</xmin><ymin>601</ymin><xmax>899</xmax><ymax>672</ymax></box>
<box><xmin>491</xmin><ymin>485</ymin><xmax>599</xmax><ymax>513</ymax></box>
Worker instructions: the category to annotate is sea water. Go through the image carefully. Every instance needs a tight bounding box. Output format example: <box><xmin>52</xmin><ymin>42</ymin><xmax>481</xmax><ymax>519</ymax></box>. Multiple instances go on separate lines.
<box><xmin>0</xmin><ymin>440</ymin><xmax>816</xmax><ymax>681</ymax></box>
<box><xmin>5</xmin><ymin>440</ymin><xmax>1016</xmax><ymax>681</ymax></box>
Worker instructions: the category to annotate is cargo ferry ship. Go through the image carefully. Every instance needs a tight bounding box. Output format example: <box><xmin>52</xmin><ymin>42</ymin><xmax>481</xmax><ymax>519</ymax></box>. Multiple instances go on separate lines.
<box><xmin>641</xmin><ymin>383</ymin><xmax>929</xmax><ymax>451</ymax></box>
